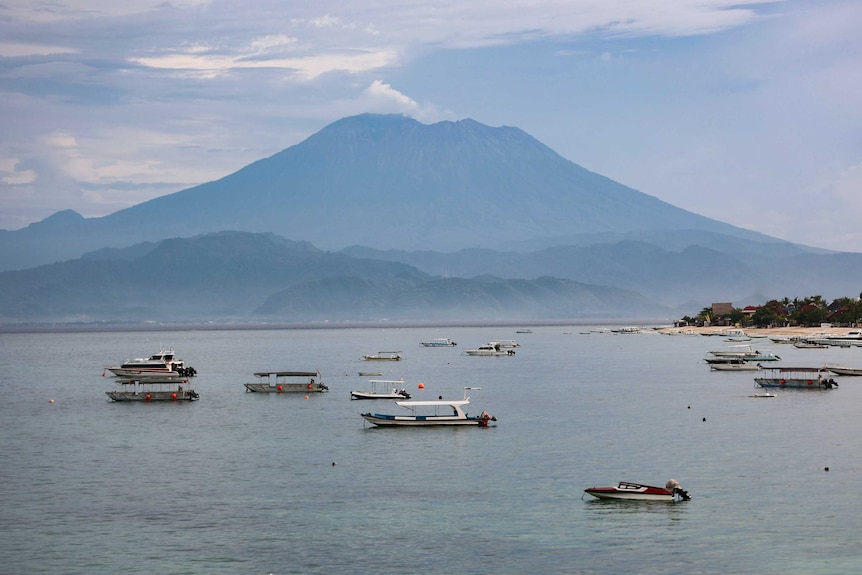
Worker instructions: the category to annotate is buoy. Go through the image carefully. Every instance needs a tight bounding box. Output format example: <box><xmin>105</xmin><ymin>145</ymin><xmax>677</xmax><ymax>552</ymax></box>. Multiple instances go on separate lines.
<box><xmin>145</xmin><ymin>394</ymin><xmax>151</xmax><ymax>400</ymax></box>
<box><xmin>418</xmin><ymin>383</ymin><xmax>425</xmax><ymax>389</ymax></box>
<box><xmin>171</xmin><ymin>393</ymin><xmax>177</xmax><ymax>399</ymax></box>
<box><xmin>702</xmin><ymin>417</ymin><xmax>706</xmax><ymax>422</ymax></box>
<box><xmin>277</xmin><ymin>385</ymin><xmax>283</xmax><ymax>391</ymax></box>
<box><xmin>825</xmin><ymin>466</ymin><xmax>830</xmax><ymax>472</ymax></box>
<box><xmin>332</xmin><ymin>461</ymin><xmax>336</xmax><ymax>466</ymax></box>
<box><xmin>304</xmin><ymin>395</ymin><xmax>309</xmax><ymax>399</ymax></box>
<box><xmin>49</xmin><ymin>399</ymin><xmax>54</xmax><ymax>404</ymax></box>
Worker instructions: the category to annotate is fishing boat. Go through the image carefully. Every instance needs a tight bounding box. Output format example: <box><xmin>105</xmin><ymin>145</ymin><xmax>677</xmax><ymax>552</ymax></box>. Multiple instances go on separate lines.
<box><xmin>350</xmin><ymin>379</ymin><xmax>411</xmax><ymax>400</ymax></box>
<box><xmin>106</xmin><ymin>348</ymin><xmax>197</xmax><ymax>377</ymax></box>
<box><xmin>420</xmin><ymin>338</ymin><xmax>457</xmax><ymax>347</ymax></box>
<box><xmin>244</xmin><ymin>371</ymin><xmax>328</xmax><ymax>393</ymax></box>
<box><xmin>584</xmin><ymin>480</ymin><xmax>691</xmax><ymax>502</ymax></box>
<box><xmin>464</xmin><ymin>343</ymin><xmax>515</xmax><ymax>356</ymax></box>
<box><xmin>106</xmin><ymin>376</ymin><xmax>199</xmax><ymax>402</ymax></box>
<box><xmin>362</xmin><ymin>351</ymin><xmax>402</xmax><ymax>361</ymax></box>
<box><xmin>710</xmin><ymin>362</ymin><xmax>761</xmax><ymax>371</ymax></box>
<box><xmin>360</xmin><ymin>388</ymin><xmax>496</xmax><ymax>427</ymax></box>
<box><xmin>754</xmin><ymin>367</ymin><xmax>838</xmax><ymax>389</ymax></box>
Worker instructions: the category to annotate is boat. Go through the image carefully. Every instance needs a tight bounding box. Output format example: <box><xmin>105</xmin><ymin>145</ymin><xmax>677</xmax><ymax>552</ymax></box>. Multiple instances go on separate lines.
<box><xmin>244</xmin><ymin>371</ymin><xmax>328</xmax><ymax>393</ymax></box>
<box><xmin>584</xmin><ymin>480</ymin><xmax>691</xmax><ymax>502</ymax></box>
<box><xmin>362</xmin><ymin>351</ymin><xmax>402</xmax><ymax>361</ymax></box>
<box><xmin>515</xmin><ymin>329</ymin><xmax>533</xmax><ymax>334</ymax></box>
<box><xmin>106</xmin><ymin>348</ymin><xmax>196</xmax><ymax>378</ymax></box>
<box><xmin>754</xmin><ymin>367</ymin><xmax>838</xmax><ymax>389</ymax></box>
<box><xmin>824</xmin><ymin>331</ymin><xmax>862</xmax><ymax>346</ymax></box>
<box><xmin>711</xmin><ymin>362</ymin><xmax>761</xmax><ymax>371</ymax></box>
<box><xmin>464</xmin><ymin>343</ymin><xmax>515</xmax><ymax>356</ymax></box>
<box><xmin>358</xmin><ymin>371</ymin><xmax>383</xmax><ymax>377</ymax></box>
<box><xmin>706</xmin><ymin>345</ymin><xmax>779</xmax><ymax>362</ymax></box>
<box><xmin>749</xmin><ymin>392</ymin><xmax>776</xmax><ymax>398</ymax></box>
<box><xmin>350</xmin><ymin>379</ymin><xmax>411</xmax><ymax>400</ymax></box>
<box><xmin>492</xmin><ymin>340</ymin><xmax>520</xmax><ymax>348</ymax></box>
<box><xmin>825</xmin><ymin>365</ymin><xmax>862</xmax><ymax>376</ymax></box>
<box><xmin>106</xmin><ymin>376</ymin><xmax>199</xmax><ymax>402</ymax></box>
<box><xmin>793</xmin><ymin>341</ymin><xmax>828</xmax><ymax>349</ymax></box>
<box><xmin>420</xmin><ymin>338</ymin><xmax>457</xmax><ymax>347</ymax></box>
<box><xmin>360</xmin><ymin>388</ymin><xmax>496</xmax><ymax>427</ymax></box>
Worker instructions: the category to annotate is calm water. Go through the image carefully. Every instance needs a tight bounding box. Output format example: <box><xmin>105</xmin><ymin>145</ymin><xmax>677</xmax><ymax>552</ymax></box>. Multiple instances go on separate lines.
<box><xmin>2</xmin><ymin>326</ymin><xmax>861</xmax><ymax>575</ymax></box>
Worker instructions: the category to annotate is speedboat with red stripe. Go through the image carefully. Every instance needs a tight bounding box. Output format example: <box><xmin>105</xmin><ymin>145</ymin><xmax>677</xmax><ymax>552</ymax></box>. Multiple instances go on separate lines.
<box><xmin>584</xmin><ymin>480</ymin><xmax>691</xmax><ymax>502</ymax></box>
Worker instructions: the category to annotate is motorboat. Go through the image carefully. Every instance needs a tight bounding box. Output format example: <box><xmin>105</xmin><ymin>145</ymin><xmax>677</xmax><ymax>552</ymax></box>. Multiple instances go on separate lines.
<box><xmin>350</xmin><ymin>379</ymin><xmax>411</xmax><ymax>400</ymax></box>
<box><xmin>584</xmin><ymin>480</ymin><xmax>691</xmax><ymax>502</ymax></box>
<box><xmin>420</xmin><ymin>338</ymin><xmax>457</xmax><ymax>347</ymax></box>
<box><xmin>754</xmin><ymin>367</ymin><xmax>838</xmax><ymax>389</ymax></box>
<box><xmin>492</xmin><ymin>340</ymin><xmax>520</xmax><ymax>348</ymax></box>
<box><xmin>464</xmin><ymin>343</ymin><xmax>515</xmax><ymax>356</ymax></box>
<box><xmin>825</xmin><ymin>365</ymin><xmax>862</xmax><ymax>376</ymax></box>
<box><xmin>362</xmin><ymin>351</ymin><xmax>402</xmax><ymax>361</ymax></box>
<box><xmin>106</xmin><ymin>376</ymin><xmax>199</xmax><ymax>402</ymax></box>
<box><xmin>244</xmin><ymin>371</ymin><xmax>329</xmax><ymax>393</ymax></box>
<box><xmin>360</xmin><ymin>388</ymin><xmax>496</xmax><ymax>427</ymax></box>
<box><xmin>106</xmin><ymin>348</ymin><xmax>196</xmax><ymax>377</ymax></box>
<box><xmin>706</xmin><ymin>345</ymin><xmax>779</xmax><ymax>362</ymax></box>
<box><xmin>710</xmin><ymin>362</ymin><xmax>761</xmax><ymax>371</ymax></box>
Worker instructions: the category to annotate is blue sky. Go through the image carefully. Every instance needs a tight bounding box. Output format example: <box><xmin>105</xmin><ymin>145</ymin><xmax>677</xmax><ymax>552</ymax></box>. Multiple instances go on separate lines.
<box><xmin>1</xmin><ymin>0</ymin><xmax>860</xmax><ymax>251</ymax></box>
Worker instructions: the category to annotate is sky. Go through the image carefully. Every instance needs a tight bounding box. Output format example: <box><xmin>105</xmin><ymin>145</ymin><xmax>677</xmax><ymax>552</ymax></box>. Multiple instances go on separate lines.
<box><xmin>1</xmin><ymin>0</ymin><xmax>860</xmax><ymax>252</ymax></box>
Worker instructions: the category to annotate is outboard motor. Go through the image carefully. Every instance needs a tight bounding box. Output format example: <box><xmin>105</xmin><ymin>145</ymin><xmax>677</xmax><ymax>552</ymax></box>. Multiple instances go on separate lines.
<box><xmin>666</xmin><ymin>479</ymin><xmax>692</xmax><ymax>501</ymax></box>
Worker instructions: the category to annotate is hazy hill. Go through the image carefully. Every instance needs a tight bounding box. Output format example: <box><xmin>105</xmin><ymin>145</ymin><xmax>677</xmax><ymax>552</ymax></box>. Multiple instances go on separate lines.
<box><xmin>0</xmin><ymin>113</ymin><xmax>799</xmax><ymax>272</ymax></box>
<box><xmin>0</xmin><ymin>232</ymin><xmax>669</xmax><ymax>323</ymax></box>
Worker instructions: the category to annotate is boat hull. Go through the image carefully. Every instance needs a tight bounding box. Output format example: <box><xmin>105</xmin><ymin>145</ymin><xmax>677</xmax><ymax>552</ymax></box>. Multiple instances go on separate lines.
<box><xmin>350</xmin><ymin>392</ymin><xmax>410</xmax><ymax>400</ymax></box>
<box><xmin>584</xmin><ymin>488</ymin><xmax>676</xmax><ymax>502</ymax></box>
<box><xmin>106</xmin><ymin>390</ymin><xmax>199</xmax><ymax>402</ymax></box>
<box><xmin>754</xmin><ymin>378</ymin><xmax>836</xmax><ymax>389</ymax></box>
<box><xmin>361</xmin><ymin>413</ymin><xmax>491</xmax><ymax>427</ymax></box>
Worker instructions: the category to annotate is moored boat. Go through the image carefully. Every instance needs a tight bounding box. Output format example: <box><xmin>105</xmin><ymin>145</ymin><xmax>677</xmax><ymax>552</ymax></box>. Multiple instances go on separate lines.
<box><xmin>464</xmin><ymin>343</ymin><xmax>515</xmax><ymax>356</ymax></box>
<box><xmin>825</xmin><ymin>365</ymin><xmax>862</xmax><ymax>376</ymax></box>
<box><xmin>244</xmin><ymin>371</ymin><xmax>328</xmax><ymax>393</ymax></box>
<box><xmin>420</xmin><ymin>338</ymin><xmax>457</xmax><ymax>347</ymax></box>
<box><xmin>360</xmin><ymin>388</ymin><xmax>496</xmax><ymax>427</ymax></box>
<box><xmin>106</xmin><ymin>377</ymin><xmax>199</xmax><ymax>402</ymax></box>
<box><xmin>106</xmin><ymin>348</ymin><xmax>196</xmax><ymax>377</ymax></box>
<box><xmin>362</xmin><ymin>351</ymin><xmax>402</xmax><ymax>361</ymax></box>
<box><xmin>754</xmin><ymin>367</ymin><xmax>838</xmax><ymax>389</ymax></box>
<box><xmin>350</xmin><ymin>379</ymin><xmax>411</xmax><ymax>400</ymax></box>
<box><xmin>584</xmin><ymin>480</ymin><xmax>691</xmax><ymax>502</ymax></box>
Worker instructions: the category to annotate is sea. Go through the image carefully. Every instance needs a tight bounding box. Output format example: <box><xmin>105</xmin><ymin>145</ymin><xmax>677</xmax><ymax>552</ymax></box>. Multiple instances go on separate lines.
<box><xmin>2</xmin><ymin>325</ymin><xmax>862</xmax><ymax>575</ymax></box>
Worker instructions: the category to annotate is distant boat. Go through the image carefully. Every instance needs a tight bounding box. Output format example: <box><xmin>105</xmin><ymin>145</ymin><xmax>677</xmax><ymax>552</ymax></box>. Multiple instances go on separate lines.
<box><xmin>464</xmin><ymin>343</ymin><xmax>515</xmax><ymax>356</ymax></box>
<box><xmin>362</xmin><ymin>351</ymin><xmax>402</xmax><ymax>361</ymax></box>
<box><xmin>825</xmin><ymin>365</ymin><xmax>862</xmax><ymax>376</ymax></box>
<box><xmin>350</xmin><ymin>379</ymin><xmax>411</xmax><ymax>400</ymax></box>
<box><xmin>244</xmin><ymin>371</ymin><xmax>328</xmax><ymax>393</ymax></box>
<box><xmin>515</xmin><ymin>329</ymin><xmax>533</xmax><ymax>334</ymax></box>
<box><xmin>754</xmin><ymin>367</ymin><xmax>838</xmax><ymax>389</ymax></box>
<box><xmin>584</xmin><ymin>480</ymin><xmax>691</xmax><ymax>502</ymax></box>
<box><xmin>106</xmin><ymin>376</ymin><xmax>199</xmax><ymax>402</ymax></box>
<box><xmin>711</xmin><ymin>362</ymin><xmax>761</xmax><ymax>371</ymax></box>
<box><xmin>105</xmin><ymin>348</ymin><xmax>196</xmax><ymax>378</ymax></box>
<box><xmin>420</xmin><ymin>338</ymin><xmax>457</xmax><ymax>347</ymax></box>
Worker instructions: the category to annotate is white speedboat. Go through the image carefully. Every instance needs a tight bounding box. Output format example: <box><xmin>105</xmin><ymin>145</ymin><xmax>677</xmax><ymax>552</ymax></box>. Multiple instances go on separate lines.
<box><xmin>361</xmin><ymin>388</ymin><xmax>496</xmax><ymax>427</ymax></box>
<box><xmin>584</xmin><ymin>480</ymin><xmax>691</xmax><ymax>502</ymax></box>
<box><xmin>106</xmin><ymin>348</ymin><xmax>196</xmax><ymax>377</ymax></box>
<box><xmin>244</xmin><ymin>371</ymin><xmax>328</xmax><ymax>393</ymax></box>
<box><xmin>350</xmin><ymin>379</ymin><xmax>411</xmax><ymax>400</ymax></box>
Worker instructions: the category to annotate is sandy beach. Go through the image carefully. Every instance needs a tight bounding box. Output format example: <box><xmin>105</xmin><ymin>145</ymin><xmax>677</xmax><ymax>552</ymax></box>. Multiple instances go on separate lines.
<box><xmin>658</xmin><ymin>325</ymin><xmax>859</xmax><ymax>337</ymax></box>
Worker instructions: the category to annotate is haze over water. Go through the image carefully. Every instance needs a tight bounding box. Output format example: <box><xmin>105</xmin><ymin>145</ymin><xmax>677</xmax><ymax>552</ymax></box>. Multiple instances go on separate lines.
<box><xmin>2</xmin><ymin>325</ymin><xmax>860</xmax><ymax>574</ymax></box>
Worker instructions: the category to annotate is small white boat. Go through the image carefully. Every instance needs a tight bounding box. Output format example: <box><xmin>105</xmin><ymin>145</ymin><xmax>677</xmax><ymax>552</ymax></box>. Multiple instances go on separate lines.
<box><xmin>362</xmin><ymin>351</ymin><xmax>402</xmax><ymax>361</ymax></box>
<box><xmin>584</xmin><ymin>480</ymin><xmax>690</xmax><ymax>502</ymax></box>
<box><xmin>244</xmin><ymin>371</ymin><xmax>328</xmax><ymax>393</ymax></box>
<box><xmin>711</xmin><ymin>362</ymin><xmax>761</xmax><ymax>371</ymax></box>
<box><xmin>350</xmin><ymin>379</ymin><xmax>411</xmax><ymax>400</ymax></box>
<box><xmin>464</xmin><ymin>343</ymin><xmax>515</xmax><ymax>356</ymax></box>
<box><xmin>420</xmin><ymin>338</ymin><xmax>457</xmax><ymax>347</ymax></box>
<box><xmin>361</xmin><ymin>388</ymin><xmax>496</xmax><ymax>427</ymax></box>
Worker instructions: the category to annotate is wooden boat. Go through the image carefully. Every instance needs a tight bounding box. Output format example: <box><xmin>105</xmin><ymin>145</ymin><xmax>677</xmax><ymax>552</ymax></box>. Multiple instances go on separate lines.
<box><xmin>361</xmin><ymin>388</ymin><xmax>496</xmax><ymax>427</ymax></box>
<box><xmin>584</xmin><ymin>480</ymin><xmax>690</xmax><ymax>502</ymax></box>
<box><xmin>362</xmin><ymin>351</ymin><xmax>402</xmax><ymax>361</ymax></box>
<box><xmin>711</xmin><ymin>362</ymin><xmax>761</xmax><ymax>371</ymax></box>
<box><xmin>754</xmin><ymin>367</ymin><xmax>838</xmax><ymax>389</ymax></box>
<box><xmin>420</xmin><ymin>338</ymin><xmax>457</xmax><ymax>347</ymax></box>
<box><xmin>350</xmin><ymin>379</ymin><xmax>411</xmax><ymax>400</ymax></box>
<box><xmin>244</xmin><ymin>371</ymin><xmax>328</xmax><ymax>393</ymax></box>
<box><xmin>106</xmin><ymin>376</ymin><xmax>199</xmax><ymax>402</ymax></box>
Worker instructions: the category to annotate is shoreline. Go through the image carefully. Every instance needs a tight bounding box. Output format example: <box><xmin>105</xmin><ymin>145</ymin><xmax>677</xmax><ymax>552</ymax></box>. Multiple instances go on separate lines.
<box><xmin>657</xmin><ymin>326</ymin><xmax>859</xmax><ymax>337</ymax></box>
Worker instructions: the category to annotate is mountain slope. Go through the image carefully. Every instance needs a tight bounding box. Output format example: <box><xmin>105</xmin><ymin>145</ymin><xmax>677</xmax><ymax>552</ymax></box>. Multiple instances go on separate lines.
<box><xmin>0</xmin><ymin>113</ymin><xmax>796</xmax><ymax>271</ymax></box>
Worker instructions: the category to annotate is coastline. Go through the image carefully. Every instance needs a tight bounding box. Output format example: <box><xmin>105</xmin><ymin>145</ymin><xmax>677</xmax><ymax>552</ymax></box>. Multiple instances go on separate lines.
<box><xmin>657</xmin><ymin>325</ymin><xmax>859</xmax><ymax>337</ymax></box>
